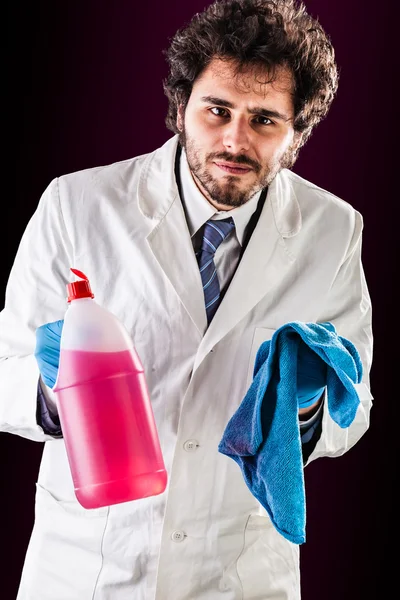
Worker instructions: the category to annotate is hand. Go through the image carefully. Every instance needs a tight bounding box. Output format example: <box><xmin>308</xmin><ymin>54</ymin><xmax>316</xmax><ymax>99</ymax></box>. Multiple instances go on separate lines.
<box><xmin>34</xmin><ymin>320</ymin><xmax>64</xmax><ymax>388</ymax></box>
<box><xmin>297</xmin><ymin>343</ymin><xmax>327</xmax><ymax>409</ymax></box>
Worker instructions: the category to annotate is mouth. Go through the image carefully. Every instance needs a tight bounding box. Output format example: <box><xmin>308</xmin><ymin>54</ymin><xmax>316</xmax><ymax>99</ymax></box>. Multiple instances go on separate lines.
<box><xmin>214</xmin><ymin>162</ymin><xmax>253</xmax><ymax>175</ymax></box>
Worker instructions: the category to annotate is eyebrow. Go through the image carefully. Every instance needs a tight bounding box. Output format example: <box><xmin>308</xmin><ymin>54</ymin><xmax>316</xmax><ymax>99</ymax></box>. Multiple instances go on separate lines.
<box><xmin>200</xmin><ymin>95</ymin><xmax>292</xmax><ymax>122</ymax></box>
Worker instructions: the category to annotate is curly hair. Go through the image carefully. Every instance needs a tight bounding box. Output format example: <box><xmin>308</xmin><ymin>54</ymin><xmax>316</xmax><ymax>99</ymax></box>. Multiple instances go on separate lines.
<box><xmin>163</xmin><ymin>0</ymin><xmax>339</xmax><ymax>146</ymax></box>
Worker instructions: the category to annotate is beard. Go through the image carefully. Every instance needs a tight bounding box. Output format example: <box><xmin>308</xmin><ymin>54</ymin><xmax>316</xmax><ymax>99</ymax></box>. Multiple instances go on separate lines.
<box><xmin>179</xmin><ymin>127</ymin><xmax>299</xmax><ymax>208</ymax></box>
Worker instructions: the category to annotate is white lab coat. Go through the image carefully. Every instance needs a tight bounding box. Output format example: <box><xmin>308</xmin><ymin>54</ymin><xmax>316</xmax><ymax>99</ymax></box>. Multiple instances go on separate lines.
<box><xmin>0</xmin><ymin>135</ymin><xmax>373</xmax><ymax>600</ymax></box>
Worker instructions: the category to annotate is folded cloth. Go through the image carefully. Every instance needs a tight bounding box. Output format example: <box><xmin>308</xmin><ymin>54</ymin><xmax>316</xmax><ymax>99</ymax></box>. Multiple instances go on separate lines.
<box><xmin>218</xmin><ymin>321</ymin><xmax>363</xmax><ymax>544</ymax></box>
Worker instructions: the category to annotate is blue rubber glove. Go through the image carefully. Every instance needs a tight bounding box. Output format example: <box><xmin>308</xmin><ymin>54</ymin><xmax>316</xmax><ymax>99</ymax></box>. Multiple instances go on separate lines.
<box><xmin>34</xmin><ymin>320</ymin><xmax>64</xmax><ymax>388</ymax></box>
<box><xmin>297</xmin><ymin>343</ymin><xmax>327</xmax><ymax>408</ymax></box>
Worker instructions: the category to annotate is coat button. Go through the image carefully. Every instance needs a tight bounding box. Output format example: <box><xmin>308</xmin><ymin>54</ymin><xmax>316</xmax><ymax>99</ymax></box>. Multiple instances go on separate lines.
<box><xmin>183</xmin><ymin>439</ymin><xmax>199</xmax><ymax>452</ymax></box>
<box><xmin>171</xmin><ymin>530</ymin><xmax>186</xmax><ymax>542</ymax></box>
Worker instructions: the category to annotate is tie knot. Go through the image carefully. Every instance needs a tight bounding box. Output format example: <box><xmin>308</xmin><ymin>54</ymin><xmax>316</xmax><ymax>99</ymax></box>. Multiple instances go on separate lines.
<box><xmin>201</xmin><ymin>217</ymin><xmax>235</xmax><ymax>256</ymax></box>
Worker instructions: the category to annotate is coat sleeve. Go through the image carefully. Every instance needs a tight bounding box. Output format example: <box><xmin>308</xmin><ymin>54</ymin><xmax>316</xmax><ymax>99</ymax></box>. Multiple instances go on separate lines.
<box><xmin>0</xmin><ymin>178</ymin><xmax>72</xmax><ymax>441</ymax></box>
<box><xmin>304</xmin><ymin>208</ymin><xmax>374</xmax><ymax>465</ymax></box>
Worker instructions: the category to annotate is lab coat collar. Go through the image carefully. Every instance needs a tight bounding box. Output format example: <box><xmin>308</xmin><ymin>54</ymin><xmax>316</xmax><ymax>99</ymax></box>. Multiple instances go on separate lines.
<box><xmin>137</xmin><ymin>135</ymin><xmax>301</xmax><ymax>239</ymax></box>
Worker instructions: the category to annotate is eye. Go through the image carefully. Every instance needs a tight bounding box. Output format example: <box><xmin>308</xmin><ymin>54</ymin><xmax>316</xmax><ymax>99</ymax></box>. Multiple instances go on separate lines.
<box><xmin>253</xmin><ymin>115</ymin><xmax>273</xmax><ymax>126</ymax></box>
<box><xmin>209</xmin><ymin>107</ymin><xmax>229</xmax><ymax>118</ymax></box>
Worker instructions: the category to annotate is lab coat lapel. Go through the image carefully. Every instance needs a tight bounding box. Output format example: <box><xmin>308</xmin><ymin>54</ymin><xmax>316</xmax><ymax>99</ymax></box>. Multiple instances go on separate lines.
<box><xmin>193</xmin><ymin>170</ymin><xmax>301</xmax><ymax>373</ymax></box>
<box><xmin>147</xmin><ymin>200</ymin><xmax>207</xmax><ymax>335</ymax></box>
<box><xmin>138</xmin><ymin>136</ymin><xmax>207</xmax><ymax>335</ymax></box>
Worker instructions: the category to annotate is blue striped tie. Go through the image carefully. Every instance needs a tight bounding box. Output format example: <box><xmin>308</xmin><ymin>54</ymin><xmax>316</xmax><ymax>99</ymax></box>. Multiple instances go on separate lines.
<box><xmin>196</xmin><ymin>217</ymin><xmax>235</xmax><ymax>324</ymax></box>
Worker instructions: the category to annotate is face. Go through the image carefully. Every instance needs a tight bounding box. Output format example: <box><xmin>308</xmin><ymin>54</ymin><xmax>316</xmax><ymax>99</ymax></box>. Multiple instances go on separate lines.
<box><xmin>177</xmin><ymin>58</ymin><xmax>302</xmax><ymax>210</ymax></box>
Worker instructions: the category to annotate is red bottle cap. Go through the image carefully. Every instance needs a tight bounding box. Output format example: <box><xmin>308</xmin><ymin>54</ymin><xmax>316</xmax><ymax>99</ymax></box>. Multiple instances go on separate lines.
<box><xmin>67</xmin><ymin>268</ymin><xmax>95</xmax><ymax>303</ymax></box>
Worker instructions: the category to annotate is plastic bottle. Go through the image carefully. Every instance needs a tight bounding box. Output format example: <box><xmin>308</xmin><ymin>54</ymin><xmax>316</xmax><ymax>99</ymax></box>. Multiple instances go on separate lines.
<box><xmin>53</xmin><ymin>268</ymin><xmax>167</xmax><ymax>509</ymax></box>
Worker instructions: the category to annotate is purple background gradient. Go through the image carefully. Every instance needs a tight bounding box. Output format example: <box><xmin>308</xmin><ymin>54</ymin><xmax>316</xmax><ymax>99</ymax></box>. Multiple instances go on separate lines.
<box><xmin>3</xmin><ymin>1</ymin><xmax>396</xmax><ymax>598</ymax></box>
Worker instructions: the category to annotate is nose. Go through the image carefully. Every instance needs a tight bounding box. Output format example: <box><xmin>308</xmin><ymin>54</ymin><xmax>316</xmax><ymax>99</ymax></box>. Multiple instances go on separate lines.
<box><xmin>222</xmin><ymin>116</ymin><xmax>251</xmax><ymax>154</ymax></box>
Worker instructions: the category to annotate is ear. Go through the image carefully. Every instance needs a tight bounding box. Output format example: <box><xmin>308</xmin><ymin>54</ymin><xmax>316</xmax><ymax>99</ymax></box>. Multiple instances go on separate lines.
<box><xmin>176</xmin><ymin>104</ymin><xmax>184</xmax><ymax>132</ymax></box>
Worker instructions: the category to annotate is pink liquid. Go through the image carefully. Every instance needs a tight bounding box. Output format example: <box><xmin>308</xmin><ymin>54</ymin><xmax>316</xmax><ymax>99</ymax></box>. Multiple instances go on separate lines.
<box><xmin>54</xmin><ymin>349</ymin><xmax>167</xmax><ymax>509</ymax></box>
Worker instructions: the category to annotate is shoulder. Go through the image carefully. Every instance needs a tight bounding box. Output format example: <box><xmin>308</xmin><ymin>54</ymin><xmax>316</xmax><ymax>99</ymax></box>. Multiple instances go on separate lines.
<box><xmin>284</xmin><ymin>169</ymin><xmax>361</xmax><ymax>220</ymax></box>
<box><xmin>39</xmin><ymin>146</ymin><xmax>164</xmax><ymax>222</ymax></box>
<box><xmin>281</xmin><ymin>170</ymin><xmax>364</xmax><ymax>254</ymax></box>
<box><xmin>56</xmin><ymin>150</ymin><xmax>152</xmax><ymax>197</ymax></box>
<box><xmin>51</xmin><ymin>135</ymin><xmax>179</xmax><ymax>209</ymax></box>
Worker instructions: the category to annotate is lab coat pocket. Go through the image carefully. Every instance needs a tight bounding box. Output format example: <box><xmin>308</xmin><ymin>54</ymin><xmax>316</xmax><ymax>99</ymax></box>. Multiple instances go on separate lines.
<box><xmin>246</xmin><ymin>327</ymin><xmax>276</xmax><ymax>390</ymax></box>
<box><xmin>26</xmin><ymin>483</ymin><xmax>109</xmax><ymax>599</ymax></box>
<box><xmin>236</xmin><ymin>514</ymin><xmax>299</xmax><ymax>600</ymax></box>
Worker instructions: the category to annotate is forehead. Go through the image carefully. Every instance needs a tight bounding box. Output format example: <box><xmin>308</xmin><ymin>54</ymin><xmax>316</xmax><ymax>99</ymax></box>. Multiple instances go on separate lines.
<box><xmin>191</xmin><ymin>57</ymin><xmax>295</xmax><ymax>113</ymax></box>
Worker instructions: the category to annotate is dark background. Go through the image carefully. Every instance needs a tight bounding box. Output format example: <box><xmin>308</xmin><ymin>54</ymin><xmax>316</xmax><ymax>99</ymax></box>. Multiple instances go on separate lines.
<box><xmin>3</xmin><ymin>1</ymin><xmax>396</xmax><ymax>598</ymax></box>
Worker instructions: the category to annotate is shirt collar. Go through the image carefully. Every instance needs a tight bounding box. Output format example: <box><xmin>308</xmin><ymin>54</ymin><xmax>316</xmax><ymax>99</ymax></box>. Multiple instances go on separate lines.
<box><xmin>179</xmin><ymin>146</ymin><xmax>261</xmax><ymax>246</ymax></box>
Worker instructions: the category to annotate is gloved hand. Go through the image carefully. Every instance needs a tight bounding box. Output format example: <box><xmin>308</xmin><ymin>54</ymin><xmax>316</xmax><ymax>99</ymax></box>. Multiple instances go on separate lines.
<box><xmin>297</xmin><ymin>343</ymin><xmax>327</xmax><ymax>408</ymax></box>
<box><xmin>34</xmin><ymin>320</ymin><xmax>64</xmax><ymax>388</ymax></box>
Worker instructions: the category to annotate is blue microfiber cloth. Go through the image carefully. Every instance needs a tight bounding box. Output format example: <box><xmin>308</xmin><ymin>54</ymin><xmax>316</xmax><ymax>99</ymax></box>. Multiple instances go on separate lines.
<box><xmin>218</xmin><ymin>321</ymin><xmax>363</xmax><ymax>544</ymax></box>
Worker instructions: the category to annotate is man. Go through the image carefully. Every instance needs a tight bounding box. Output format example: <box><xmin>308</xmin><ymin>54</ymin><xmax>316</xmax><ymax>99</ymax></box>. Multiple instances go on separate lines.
<box><xmin>0</xmin><ymin>1</ymin><xmax>373</xmax><ymax>598</ymax></box>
